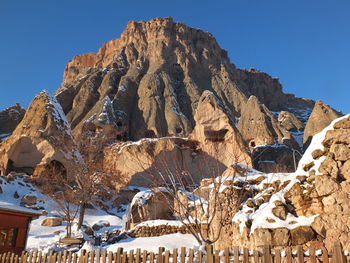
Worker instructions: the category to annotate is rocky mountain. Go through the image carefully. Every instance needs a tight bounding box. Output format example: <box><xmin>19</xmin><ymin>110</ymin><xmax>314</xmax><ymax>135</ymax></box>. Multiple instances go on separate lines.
<box><xmin>0</xmin><ymin>17</ymin><xmax>349</xmax><ymax>252</ymax></box>
<box><xmin>56</xmin><ymin>17</ymin><xmax>313</xmax><ymax>144</ymax></box>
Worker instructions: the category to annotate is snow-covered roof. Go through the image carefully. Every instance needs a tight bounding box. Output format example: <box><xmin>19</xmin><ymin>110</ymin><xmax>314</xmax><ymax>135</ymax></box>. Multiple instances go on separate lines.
<box><xmin>0</xmin><ymin>201</ymin><xmax>41</xmax><ymax>217</ymax></box>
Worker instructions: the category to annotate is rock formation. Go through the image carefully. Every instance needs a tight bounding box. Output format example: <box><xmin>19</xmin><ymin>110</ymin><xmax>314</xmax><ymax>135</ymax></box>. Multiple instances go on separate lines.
<box><xmin>237</xmin><ymin>96</ymin><xmax>296</xmax><ymax>148</ymax></box>
<box><xmin>303</xmin><ymin>100</ymin><xmax>342</xmax><ymax>148</ymax></box>
<box><xmin>56</xmin><ymin>17</ymin><xmax>313</xmax><ymax>149</ymax></box>
<box><xmin>0</xmin><ymin>103</ymin><xmax>25</xmax><ymax>141</ymax></box>
<box><xmin>278</xmin><ymin>111</ymin><xmax>304</xmax><ymax>131</ymax></box>
<box><xmin>0</xmin><ymin>91</ymin><xmax>83</xmax><ymax>177</ymax></box>
<box><xmin>103</xmin><ymin>91</ymin><xmax>251</xmax><ymax>189</ymax></box>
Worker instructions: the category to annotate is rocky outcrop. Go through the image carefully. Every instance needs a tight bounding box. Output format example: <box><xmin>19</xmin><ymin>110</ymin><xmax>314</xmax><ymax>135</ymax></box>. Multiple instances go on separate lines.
<box><xmin>189</xmin><ymin>91</ymin><xmax>252</xmax><ymax>167</ymax></box>
<box><xmin>278</xmin><ymin>111</ymin><xmax>304</xmax><ymax>131</ymax></box>
<box><xmin>104</xmin><ymin>91</ymin><xmax>252</xmax><ymax>189</ymax></box>
<box><xmin>128</xmin><ymin>188</ymin><xmax>174</xmax><ymax>228</ymax></box>
<box><xmin>56</xmin><ymin>17</ymin><xmax>313</xmax><ymax>149</ymax></box>
<box><xmin>303</xmin><ymin>101</ymin><xmax>342</xmax><ymax>148</ymax></box>
<box><xmin>237</xmin><ymin>96</ymin><xmax>296</xmax><ymax>148</ymax></box>
<box><xmin>0</xmin><ymin>104</ymin><xmax>26</xmax><ymax>141</ymax></box>
<box><xmin>41</xmin><ymin>217</ymin><xmax>63</xmax><ymax>227</ymax></box>
<box><xmin>289</xmin><ymin>115</ymin><xmax>350</xmax><ymax>250</ymax></box>
<box><xmin>0</xmin><ymin>91</ymin><xmax>83</xmax><ymax>177</ymax></box>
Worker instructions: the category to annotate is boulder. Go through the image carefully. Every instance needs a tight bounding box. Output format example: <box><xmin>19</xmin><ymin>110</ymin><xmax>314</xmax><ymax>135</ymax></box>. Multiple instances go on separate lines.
<box><xmin>329</xmin><ymin>143</ymin><xmax>350</xmax><ymax>161</ymax></box>
<box><xmin>290</xmin><ymin>226</ymin><xmax>314</xmax><ymax>245</ymax></box>
<box><xmin>41</xmin><ymin>217</ymin><xmax>62</xmax><ymax>227</ymax></box>
<box><xmin>278</xmin><ymin>111</ymin><xmax>304</xmax><ymax>131</ymax></box>
<box><xmin>271</xmin><ymin>228</ymin><xmax>290</xmax><ymax>246</ymax></box>
<box><xmin>20</xmin><ymin>194</ymin><xmax>37</xmax><ymax>206</ymax></box>
<box><xmin>129</xmin><ymin>188</ymin><xmax>174</xmax><ymax>227</ymax></box>
<box><xmin>272</xmin><ymin>205</ymin><xmax>287</xmax><ymax>220</ymax></box>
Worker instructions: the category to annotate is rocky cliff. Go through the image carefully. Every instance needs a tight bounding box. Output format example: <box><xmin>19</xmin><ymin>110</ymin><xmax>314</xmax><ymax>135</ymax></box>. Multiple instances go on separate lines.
<box><xmin>56</xmin><ymin>17</ymin><xmax>313</xmax><ymax>145</ymax></box>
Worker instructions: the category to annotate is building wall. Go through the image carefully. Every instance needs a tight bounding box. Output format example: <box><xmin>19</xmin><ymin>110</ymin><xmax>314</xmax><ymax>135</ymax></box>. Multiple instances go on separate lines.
<box><xmin>0</xmin><ymin>211</ymin><xmax>34</xmax><ymax>254</ymax></box>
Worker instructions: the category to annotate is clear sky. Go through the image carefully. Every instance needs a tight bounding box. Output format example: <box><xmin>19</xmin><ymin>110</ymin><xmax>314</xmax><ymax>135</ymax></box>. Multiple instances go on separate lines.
<box><xmin>0</xmin><ymin>0</ymin><xmax>349</xmax><ymax>113</ymax></box>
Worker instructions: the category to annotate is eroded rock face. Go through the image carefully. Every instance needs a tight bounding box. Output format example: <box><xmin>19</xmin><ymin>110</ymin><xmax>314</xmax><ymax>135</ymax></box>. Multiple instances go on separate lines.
<box><xmin>189</xmin><ymin>91</ymin><xmax>252</xmax><ymax>167</ymax></box>
<box><xmin>56</xmin><ymin>17</ymin><xmax>313</xmax><ymax>148</ymax></box>
<box><xmin>303</xmin><ymin>101</ymin><xmax>342</xmax><ymax>148</ymax></box>
<box><xmin>128</xmin><ymin>188</ymin><xmax>174</xmax><ymax>228</ymax></box>
<box><xmin>0</xmin><ymin>91</ymin><xmax>83</xmax><ymax>177</ymax></box>
<box><xmin>0</xmin><ymin>104</ymin><xmax>26</xmax><ymax>141</ymax></box>
<box><xmin>289</xmin><ymin>115</ymin><xmax>350</xmax><ymax>250</ymax></box>
<box><xmin>104</xmin><ymin>91</ymin><xmax>252</xmax><ymax>189</ymax></box>
<box><xmin>237</xmin><ymin>96</ymin><xmax>297</xmax><ymax>148</ymax></box>
<box><xmin>278</xmin><ymin>111</ymin><xmax>304</xmax><ymax>132</ymax></box>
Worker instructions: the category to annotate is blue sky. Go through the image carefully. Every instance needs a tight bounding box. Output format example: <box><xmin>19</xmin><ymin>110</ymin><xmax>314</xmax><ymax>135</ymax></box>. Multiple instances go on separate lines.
<box><xmin>0</xmin><ymin>0</ymin><xmax>349</xmax><ymax>113</ymax></box>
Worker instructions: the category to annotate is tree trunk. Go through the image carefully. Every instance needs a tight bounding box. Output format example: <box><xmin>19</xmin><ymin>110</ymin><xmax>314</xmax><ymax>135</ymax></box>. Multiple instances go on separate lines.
<box><xmin>77</xmin><ymin>203</ymin><xmax>86</xmax><ymax>230</ymax></box>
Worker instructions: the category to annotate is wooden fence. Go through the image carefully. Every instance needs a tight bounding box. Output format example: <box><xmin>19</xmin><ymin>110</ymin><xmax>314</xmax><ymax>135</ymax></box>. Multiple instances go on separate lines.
<box><xmin>0</xmin><ymin>242</ymin><xmax>349</xmax><ymax>263</ymax></box>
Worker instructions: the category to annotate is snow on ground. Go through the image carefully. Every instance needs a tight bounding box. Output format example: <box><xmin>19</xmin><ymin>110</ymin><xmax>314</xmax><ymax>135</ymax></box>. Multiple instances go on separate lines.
<box><xmin>104</xmin><ymin>233</ymin><xmax>199</xmax><ymax>252</ymax></box>
<box><xmin>0</xmin><ymin>174</ymin><xmax>122</xmax><ymax>252</ymax></box>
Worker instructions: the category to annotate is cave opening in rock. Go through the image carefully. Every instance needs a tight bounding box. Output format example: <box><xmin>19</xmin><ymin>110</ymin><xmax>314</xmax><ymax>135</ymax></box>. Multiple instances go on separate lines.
<box><xmin>204</xmin><ymin>129</ymin><xmax>228</xmax><ymax>142</ymax></box>
<box><xmin>250</xmin><ymin>140</ymin><xmax>256</xmax><ymax>147</ymax></box>
<box><xmin>5</xmin><ymin>137</ymin><xmax>44</xmax><ymax>175</ymax></box>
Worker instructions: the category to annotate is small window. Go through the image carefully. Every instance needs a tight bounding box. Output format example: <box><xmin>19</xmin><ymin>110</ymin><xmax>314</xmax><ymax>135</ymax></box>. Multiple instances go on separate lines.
<box><xmin>0</xmin><ymin>228</ymin><xmax>18</xmax><ymax>247</ymax></box>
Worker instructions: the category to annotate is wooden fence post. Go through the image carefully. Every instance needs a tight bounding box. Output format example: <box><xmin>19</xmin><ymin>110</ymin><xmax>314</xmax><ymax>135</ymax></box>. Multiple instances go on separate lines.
<box><xmin>149</xmin><ymin>252</ymin><xmax>155</xmax><ymax>263</ymax></box>
<box><xmin>188</xmin><ymin>249</ymin><xmax>194</xmax><ymax>263</ymax></box>
<box><xmin>180</xmin><ymin>247</ymin><xmax>186</xmax><ymax>263</ymax></box>
<box><xmin>296</xmin><ymin>246</ymin><xmax>304</xmax><ymax>263</ymax></box>
<box><xmin>116</xmin><ymin>248</ymin><xmax>124</xmax><ymax>263</ymax></box>
<box><xmin>172</xmin><ymin>249</ymin><xmax>177</xmax><ymax>263</ymax></box>
<box><xmin>334</xmin><ymin>241</ymin><xmax>346</xmax><ymax>263</ymax></box>
<box><xmin>274</xmin><ymin>249</ymin><xmax>281</xmax><ymax>263</ymax></box>
<box><xmin>129</xmin><ymin>250</ymin><xmax>134</xmax><ymax>263</ymax></box>
<box><xmin>309</xmin><ymin>244</ymin><xmax>317</xmax><ymax>263</ymax></box>
<box><xmin>157</xmin><ymin>247</ymin><xmax>164</xmax><ymax>263</ymax></box>
<box><xmin>164</xmin><ymin>250</ymin><xmax>170</xmax><ymax>263</ymax></box>
<box><xmin>135</xmin><ymin>248</ymin><xmax>141</xmax><ymax>263</ymax></box>
<box><xmin>263</xmin><ymin>245</ymin><xmax>271</xmax><ymax>263</ymax></box>
<box><xmin>108</xmin><ymin>251</ymin><xmax>113</xmax><ymax>263</ymax></box>
<box><xmin>96</xmin><ymin>249</ymin><xmax>101</xmax><ymax>263</ymax></box>
<box><xmin>234</xmin><ymin>246</ymin><xmax>239</xmax><ymax>263</ymax></box>
<box><xmin>141</xmin><ymin>250</ymin><xmax>147</xmax><ymax>263</ymax></box>
<box><xmin>206</xmin><ymin>245</ymin><xmax>213</xmax><ymax>263</ymax></box>
<box><xmin>243</xmin><ymin>248</ymin><xmax>249</xmax><ymax>263</ymax></box>
<box><xmin>253</xmin><ymin>250</ymin><xmax>259</xmax><ymax>263</ymax></box>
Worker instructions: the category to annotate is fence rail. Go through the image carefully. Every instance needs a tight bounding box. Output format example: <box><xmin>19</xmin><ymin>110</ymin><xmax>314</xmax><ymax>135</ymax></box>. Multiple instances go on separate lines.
<box><xmin>0</xmin><ymin>242</ymin><xmax>349</xmax><ymax>263</ymax></box>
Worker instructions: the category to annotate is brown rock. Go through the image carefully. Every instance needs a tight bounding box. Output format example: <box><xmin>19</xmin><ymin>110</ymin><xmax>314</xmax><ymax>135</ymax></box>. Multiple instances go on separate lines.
<box><xmin>253</xmin><ymin>228</ymin><xmax>272</xmax><ymax>246</ymax></box>
<box><xmin>330</xmin><ymin>143</ymin><xmax>350</xmax><ymax>161</ymax></box>
<box><xmin>340</xmin><ymin>160</ymin><xmax>350</xmax><ymax>181</ymax></box>
<box><xmin>290</xmin><ymin>226</ymin><xmax>314</xmax><ymax>245</ymax></box>
<box><xmin>41</xmin><ymin>217</ymin><xmax>62</xmax><ymax>227</ymax></box>
<box><xmin>311</xmin><ymin>149</ymin><xmax>325</xmax><ymax>160</ymax></box>
<box><xmin>319</xmin><ymin>156</ymin><xmax>339</xmax><ymax>178</ymax></box>
<box><xmin>0</xmin><ymin>103</ymin><xmax>26</xmax><ymax>140</ymax></box>
<box><xmin>271</xmin><ymin>228</ymin><xmax>290</xmax><ymax>246</ymax></box>
<box><xmin>303</xmin><ymin>101</ymin><xmax>342</xmax><ymax>147</ymax></box>
<box><xmin>20</xmin><ymin>194</ymin><xmax>37</xmax><ymax>206</ymax></box>
<box><xmin>333</xmin><ymin>115</ymin><xmax>350</xmax><ymax>129</ymax></box>
<box><xmin>272</xmin><ymin>205</ymin><xmax>287</xmax><ymax>220</ymax></box>
<box><xmin>278</xmin><ymin>111</ymin><xmax>304</xmax><ymax>131</ymax></box>
<box><xmin>129</xmin><ymin>188</ymin><xmax>174</xmax><ymax>227</ymax></box>
<box><xmin>237</xmin><ymin>96</ymin><xmax>297</xmax><ymax>148</ymax></box>
<box><xmin>0</xmin><ymin>91</ymin><xmax>83</xmax><ymax>177</ymax></box>
<box><xmin>314</xmin><ymin>175</ymin><xmax>339</xmax><ymax>197</ymax></box>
